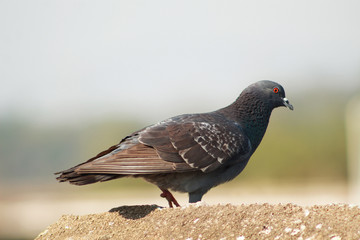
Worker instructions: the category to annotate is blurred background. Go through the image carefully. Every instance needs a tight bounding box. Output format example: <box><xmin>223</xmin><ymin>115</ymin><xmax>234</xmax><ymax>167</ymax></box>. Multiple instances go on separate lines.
<box><xmin>1</xmin><ymin>0</ymin><xmax>360</xmax><ymax>239</ymax></box>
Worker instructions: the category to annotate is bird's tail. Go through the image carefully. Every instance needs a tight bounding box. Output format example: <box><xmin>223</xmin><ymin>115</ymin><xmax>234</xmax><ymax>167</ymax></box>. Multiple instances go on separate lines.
<box><xmin>55</xmin><ymin>142</ymin><xmax>127</xmax><ymax>185</ymax></box>
<box><xmin>55</xmin><ymin>166</ymin><xmax>124</xmax><ymax>185</ymax></box>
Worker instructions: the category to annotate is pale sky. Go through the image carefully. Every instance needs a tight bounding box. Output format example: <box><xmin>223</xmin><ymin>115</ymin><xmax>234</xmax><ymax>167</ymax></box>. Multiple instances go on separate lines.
<box><xmin>1</xmin><ymin>0</ymin><xmax>360</xmax><ymax>124</ymax></box>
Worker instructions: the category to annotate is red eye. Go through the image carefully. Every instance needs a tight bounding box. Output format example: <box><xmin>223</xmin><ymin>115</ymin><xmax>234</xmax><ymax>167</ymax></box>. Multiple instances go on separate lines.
<box><xmin>273</xmin><ymin>87</ymin><xmax>279</xmax><ymax>93</ymax></box>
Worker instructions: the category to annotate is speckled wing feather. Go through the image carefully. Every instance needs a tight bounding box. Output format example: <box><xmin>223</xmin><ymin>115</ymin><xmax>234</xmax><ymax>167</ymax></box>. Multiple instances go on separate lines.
<box><xmin>139</xmin><ymin>114</ymin><xmax>252</xmax><ymax>173</ymax></box>
<box><xmin>60</xmin><ymin>113</ymin><xmax>252</xmax><ymax>178</ymax></box>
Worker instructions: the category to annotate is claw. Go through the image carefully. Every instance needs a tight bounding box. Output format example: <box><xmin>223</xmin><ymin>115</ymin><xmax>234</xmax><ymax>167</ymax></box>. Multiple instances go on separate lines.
<box><xmin>160</xmin><ymin>188</ymin><xmax>180</xmax><ymax>208</ymax></box>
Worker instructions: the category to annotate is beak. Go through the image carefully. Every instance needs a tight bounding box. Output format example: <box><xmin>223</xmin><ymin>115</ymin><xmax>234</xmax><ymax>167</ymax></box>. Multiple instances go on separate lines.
<box><xmin>282</xmin><ymin>98</ymin><xmax>294</xmax><ymax>110</ymax></box>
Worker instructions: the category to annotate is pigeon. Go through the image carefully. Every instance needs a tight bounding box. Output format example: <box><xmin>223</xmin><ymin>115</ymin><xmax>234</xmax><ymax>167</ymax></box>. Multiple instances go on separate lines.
<box><xmin>56</xmin><ymin>80</ymin><xmax>293</xmax><ymax>207</ymax></box>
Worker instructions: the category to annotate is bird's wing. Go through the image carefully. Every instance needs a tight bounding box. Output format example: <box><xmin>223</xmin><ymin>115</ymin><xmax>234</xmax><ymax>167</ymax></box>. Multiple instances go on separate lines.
<box><xmin>139</xmin><ymin>115</ymin><xmax>252</xmax><ymax>172</ymax></box>
<box><xmin>72</xmin><ymin>134</ymin><xmax>194</xmax><ymax>175</ymax></box>
<box><xmin>71</xmin><ymin>115</ymin><xmax>252</xmax><ymax>175</ymax></box>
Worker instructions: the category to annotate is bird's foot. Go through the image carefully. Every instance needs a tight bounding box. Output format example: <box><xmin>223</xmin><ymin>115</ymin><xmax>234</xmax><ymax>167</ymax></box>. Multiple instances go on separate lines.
<box><xmin>160</xmin><ymin>189</ymin><xmax>180</xmax><ymax>208</ymax></box>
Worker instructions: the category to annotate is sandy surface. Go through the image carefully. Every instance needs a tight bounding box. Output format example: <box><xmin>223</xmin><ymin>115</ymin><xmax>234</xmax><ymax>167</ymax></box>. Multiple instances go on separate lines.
<box><xmin>2</xmin><ymin>182</ymin><xmax>357</xmax><ymax>239</ymax></box>
<box><xmin>36</xmin><ymin>203</ymin><xmax>360</xmax><ymax>240</ymax></box>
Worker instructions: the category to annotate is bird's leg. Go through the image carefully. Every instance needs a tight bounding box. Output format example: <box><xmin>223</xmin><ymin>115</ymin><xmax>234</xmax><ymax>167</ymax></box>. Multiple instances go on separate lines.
<box><xmin>160</xmin><ymin>188</ymin><xmax>180</xmax><ymax>208</ymax></box>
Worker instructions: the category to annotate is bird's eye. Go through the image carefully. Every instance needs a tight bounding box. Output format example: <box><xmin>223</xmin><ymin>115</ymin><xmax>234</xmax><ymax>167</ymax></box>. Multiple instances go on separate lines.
<box><xmin>273</xmin><ymin>87</ymin><xmax>279</xmax><ymax>93</ymax></box>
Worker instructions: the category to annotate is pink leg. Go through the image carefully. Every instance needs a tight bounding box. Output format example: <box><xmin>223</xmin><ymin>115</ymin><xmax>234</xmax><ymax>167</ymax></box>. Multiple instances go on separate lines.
<box><xmin>160</xmin><ymin>188</ymin><xmax>180</xmax><ymax>208</ymax></box>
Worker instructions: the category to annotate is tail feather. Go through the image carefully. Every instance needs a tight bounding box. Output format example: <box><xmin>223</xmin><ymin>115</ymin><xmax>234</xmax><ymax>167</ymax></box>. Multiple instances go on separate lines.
<box><xmin>55</xmin><ymin>167</ymin><xmax>124</xmax><ymax>185</ymax></box>
<box><xmin>55</xmin><ymin>138</ymin><xmax>134</xmax><ymax>185</ymax></box>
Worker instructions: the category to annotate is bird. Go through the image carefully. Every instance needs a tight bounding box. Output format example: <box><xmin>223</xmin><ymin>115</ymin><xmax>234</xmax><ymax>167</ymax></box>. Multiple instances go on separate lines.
<box><xmin>56</xmin><ymin>80</ymin><xmax>293</xmax><ymax>207</ymax></box>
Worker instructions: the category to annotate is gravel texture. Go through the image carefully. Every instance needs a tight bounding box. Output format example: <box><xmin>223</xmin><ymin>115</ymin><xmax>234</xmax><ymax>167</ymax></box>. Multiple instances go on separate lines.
<box><xmin>36</xmin><ymin>203</ymin><xmax>360</xmax><ymax>240</ymax></box>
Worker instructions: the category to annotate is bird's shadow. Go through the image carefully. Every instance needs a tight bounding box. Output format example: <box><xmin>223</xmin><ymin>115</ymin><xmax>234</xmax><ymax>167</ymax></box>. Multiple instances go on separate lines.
<box><xmin>109</xmin><ymin>204</ymin><xmax>163</xmax><ymax>220</ymax></box>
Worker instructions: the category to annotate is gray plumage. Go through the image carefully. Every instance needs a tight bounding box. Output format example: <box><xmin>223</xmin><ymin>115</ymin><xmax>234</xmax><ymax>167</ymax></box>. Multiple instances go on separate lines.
<box><xmin>56</xmin><ymin>80</ymin><xmax>293</xmax><ymax>206</ymax></box>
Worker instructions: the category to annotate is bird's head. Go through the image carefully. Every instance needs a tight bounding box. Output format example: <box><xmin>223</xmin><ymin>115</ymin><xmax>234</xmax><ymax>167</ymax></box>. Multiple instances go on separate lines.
<box><xmin>245</xmin><ymin>80</ymin><xmax>294</xmax><ymax>111</ymax></box>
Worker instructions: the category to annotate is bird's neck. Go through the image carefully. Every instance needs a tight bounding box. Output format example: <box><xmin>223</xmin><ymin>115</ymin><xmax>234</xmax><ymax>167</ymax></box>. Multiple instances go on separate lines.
<box><xmin>219</xmin><ymin>92</ymin><xmax>272</xmax><ymax>151</ymax></box>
